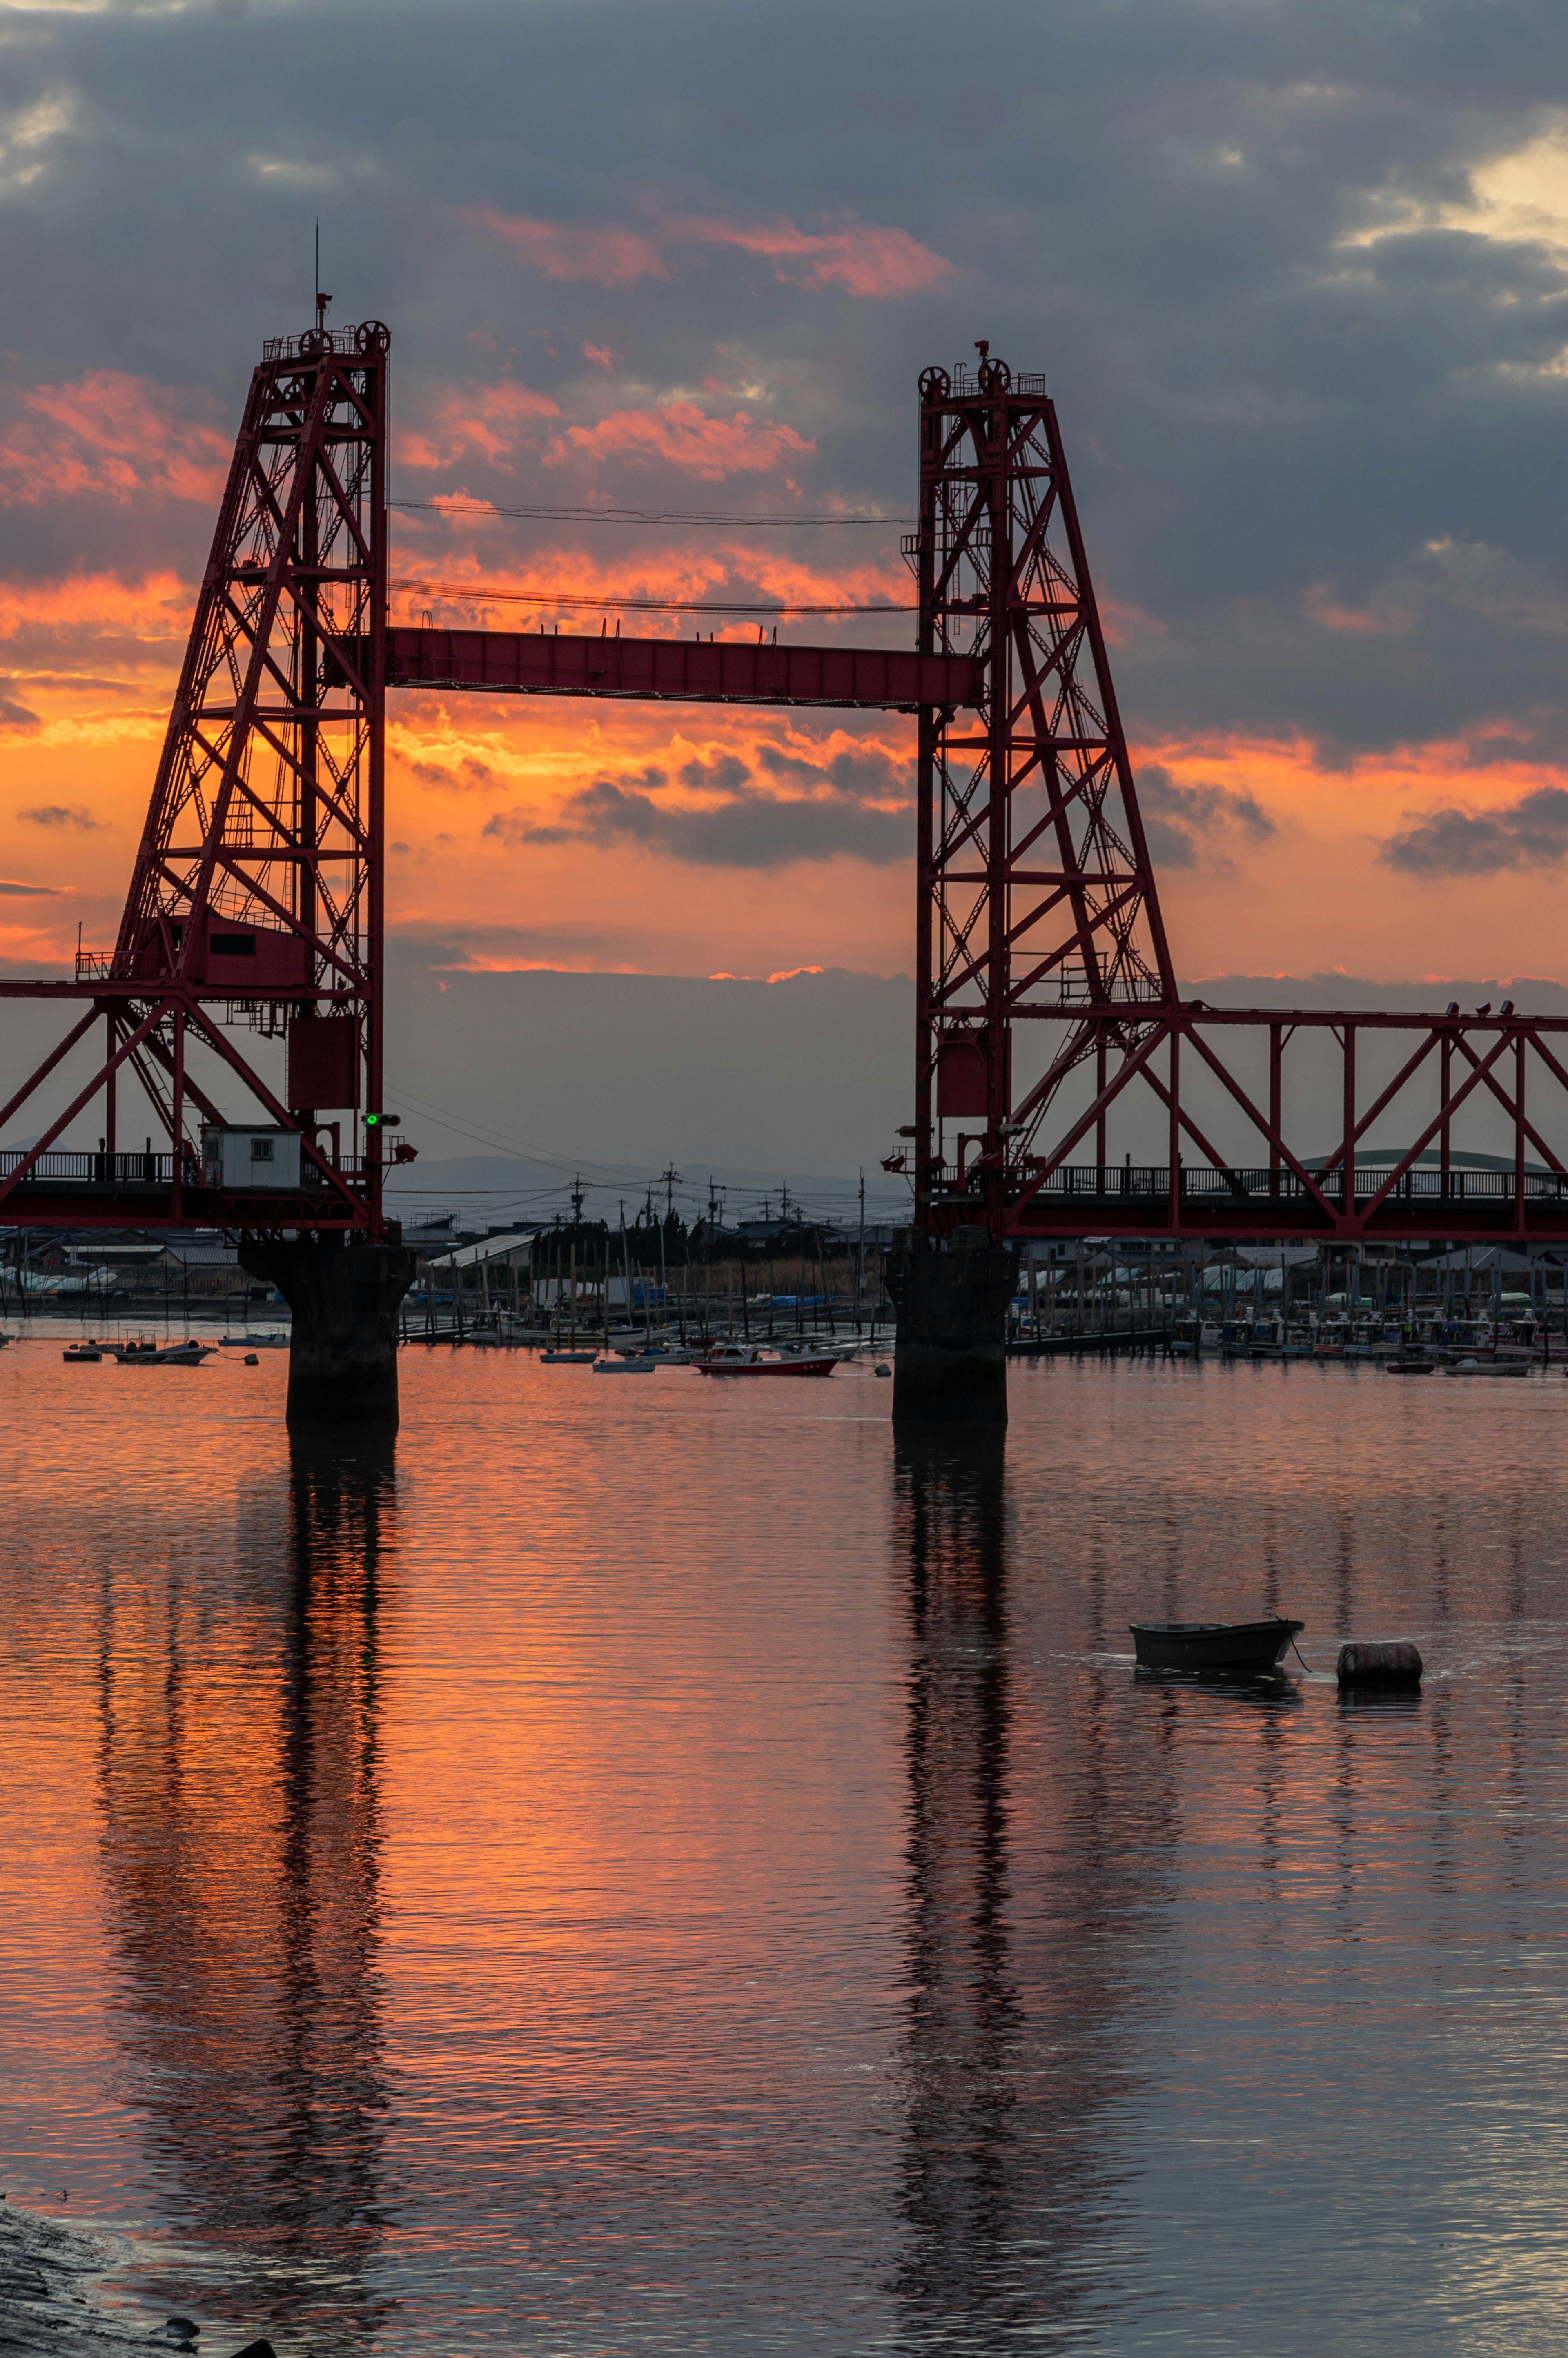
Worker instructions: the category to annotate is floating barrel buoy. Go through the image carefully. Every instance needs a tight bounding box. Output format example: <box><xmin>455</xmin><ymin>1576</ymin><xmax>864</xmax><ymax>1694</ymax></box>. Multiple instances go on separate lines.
<box><xmin>874</xmin><ymin>1364</ymin><xmax>892</xmax><ymax>1378</ymax></box>
<box><xmin>244</xmin><ymin>1352</ymin><xmax>260</xmax><ymax>1365</ymax></box>
<box><xmin>1337</xmin><ymin>1640</ymin><xmax>1423</xmax><ymax>1687</ymax></box>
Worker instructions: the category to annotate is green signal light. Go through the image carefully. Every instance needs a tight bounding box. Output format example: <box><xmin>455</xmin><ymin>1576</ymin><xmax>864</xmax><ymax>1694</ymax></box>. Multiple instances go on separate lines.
<box><xmin>365</xmin><ymin>1113</ymin><xmax>401</xmax><ymax>1127</ymax></box>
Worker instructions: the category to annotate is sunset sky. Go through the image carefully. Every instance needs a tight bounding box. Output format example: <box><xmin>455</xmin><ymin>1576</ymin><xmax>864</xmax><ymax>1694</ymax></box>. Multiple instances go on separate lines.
<box><xmin>4</xmin><ymin>0</ymin><xmax>1568</xmax><ymax>1169</ymax></box>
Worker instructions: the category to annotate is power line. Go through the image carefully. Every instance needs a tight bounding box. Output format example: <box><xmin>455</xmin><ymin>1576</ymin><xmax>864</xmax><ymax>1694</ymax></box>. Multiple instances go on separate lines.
<box><xmin>390</xmin><ymin>498</ymin><xmax>915</xmax><ymax>529</ymax></box>
<box><xmin>390</xmin><ymin>577</ymin><xmax>914</xmax><ymax>617</ymax></box>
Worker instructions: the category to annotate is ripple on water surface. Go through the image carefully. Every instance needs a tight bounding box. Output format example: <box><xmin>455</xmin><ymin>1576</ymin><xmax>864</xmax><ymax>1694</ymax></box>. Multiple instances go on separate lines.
<box><xmin>2</xmin><ymin>1345</ymin><xmax>1568</xmax><ymax>2354</ymax></box>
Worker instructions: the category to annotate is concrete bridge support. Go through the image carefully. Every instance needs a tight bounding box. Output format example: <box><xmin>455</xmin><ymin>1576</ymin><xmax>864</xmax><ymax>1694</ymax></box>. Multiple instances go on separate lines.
<box><xmin>238</xmin><ymin>1234</ymin><xmax>416</xmax><ymax>1428</ymax></box>
<box><xmin>888</xmin><ymin>1225</ymin><xmax>1016</xmax><ymax>1429</ymax></box>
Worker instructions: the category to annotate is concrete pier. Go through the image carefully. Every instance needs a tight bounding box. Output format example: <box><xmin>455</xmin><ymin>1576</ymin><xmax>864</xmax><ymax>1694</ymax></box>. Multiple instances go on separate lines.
<box><xmin>238</xmin><ymin>1233</ymin><xmax>415</xmax><ymax>1427</ymax></box>
<box><xmin>887</xmin><ymin>1224</ymin><xmax>1016</xmax><ymax>1428</ymax></box>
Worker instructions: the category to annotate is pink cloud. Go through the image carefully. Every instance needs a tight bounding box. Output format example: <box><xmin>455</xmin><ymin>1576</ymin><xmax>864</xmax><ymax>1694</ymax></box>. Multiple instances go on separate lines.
<box><xmin>582</xmin><ymin>343</ymin><xmax>619</xmax><ymax>372</ymax></box>
<box><xmin>467</xmin><ymin>203</ymin><xmax>951</xmax><ymax>298</ymax></box>
<box><xmin>400</xmin><ymin>380</ymin><xmax>562</xmax><ymax>470</ymax></box>
<box><xmin>1304</xmin><ymin>581</ymin><xmax>1414</xmax><ymax>636</ymax></box>
<box><xmin>547</xmin><ymin>401</ymin><xmax>815</xmax><ymax>480</ymax></box>
<box><xmin>0</xmin><ymin>372</ymin><xmax>230</xmax><ymax>508</ymax></box>
<box><xmin>665</xmin><ymin>210</ymin><xmax>953</xmax><ymax>296</ymax></box>
<box><xmin>464</xmin><ymin>207</ymin><xmax>668</xmax><ymax>285</ymax></box>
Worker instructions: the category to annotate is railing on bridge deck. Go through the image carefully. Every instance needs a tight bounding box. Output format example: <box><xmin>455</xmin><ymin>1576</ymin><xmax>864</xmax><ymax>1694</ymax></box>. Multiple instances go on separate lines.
<box><xmin>928</xmin><ymin>1161</ymin><xmax>1568</xmax><ymax>1225</ymax></box>
<box><xmin>1022</xmin><ymin>1163</ymin><xmax>1568</xmax><ymax>1204</ymax></box>
<box><xmin>0</xmin><ymin>1149</ymin><xmax>369</xmax><ymax>1193</ymax></box>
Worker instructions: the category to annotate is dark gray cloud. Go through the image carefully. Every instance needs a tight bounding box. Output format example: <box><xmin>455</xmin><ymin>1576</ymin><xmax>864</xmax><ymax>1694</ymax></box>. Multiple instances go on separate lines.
<box><xmin>1380</xmin><ymin>783</ymin><xmax>1568</xmax><ymax>875</ymax></box>
<box><xmin>4</xmin><ymin>0</ymin><xmax>1568</xmax><ymax>768</ymax></box>
<box><xmin>755</xmin><ymin>743</ymin><xmax>906</xmax><ymax>801</ymax></box>
<box><xmin>17</xmin><ymin>803</ymin><xmax>102</xmax><ymax>830</ymax></box>
<box><xmin>0</xmin><ymin>697</ymin><xmax>40</xmax><ymax>732</ymax></box>
<box><xmin>1135</xmin><ymin>762</ymin><xmax>1276</xmax><ymax>870</ymax></box>
<box><xmin>408</xmin><ymin>755</ymin><xmax>498</xmax><ymax>791</ymax></box>
<box><xmin>484</xmin><ymin>760</ymin><xmax>908</xmax><ymax>868</ymax></box>
<box><xmin>0</xmin><ymin>879</ymin><xmax>58</xmax><ymax>897</ymax></box>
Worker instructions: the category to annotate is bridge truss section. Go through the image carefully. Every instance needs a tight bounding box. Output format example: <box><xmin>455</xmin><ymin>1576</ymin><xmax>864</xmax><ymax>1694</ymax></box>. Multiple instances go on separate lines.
<box><xmin>906</xmin><ymin>353</ymin><xmax>1568</xmax><ymax>1247</ymax></box>
<box><xmin>909</xmin><ymin>352</ymin><xmax>1175</xmax><ymax>1242</ymax></box>
<box><xmin>0</xmin><ymin>323</ymin><xmax>394</xmax><ymax>1234</ymax></box>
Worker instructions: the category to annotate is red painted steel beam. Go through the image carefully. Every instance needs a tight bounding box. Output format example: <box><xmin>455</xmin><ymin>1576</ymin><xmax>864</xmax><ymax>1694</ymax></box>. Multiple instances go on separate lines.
<box><xmin>999</xmin><ymin>1201</ymin><xmax>1568</xmax><ymax>1244</ymax></box>
<box><xmin>0</xmin><ymin>1193</ymin><xmax>367</xmax><ymax>1234</ymax></box>
<box><xmin>383</xmin><ymin>626</ymin><xmax>982</xmax><ymax>710</ymax></box>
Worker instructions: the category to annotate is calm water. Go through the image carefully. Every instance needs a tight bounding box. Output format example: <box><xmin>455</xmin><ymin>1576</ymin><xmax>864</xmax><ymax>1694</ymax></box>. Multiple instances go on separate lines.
<box><xmin>4</xmin><ymin>1342</ymin><xmax>1568</xmax><ymax>2354</ymax></box>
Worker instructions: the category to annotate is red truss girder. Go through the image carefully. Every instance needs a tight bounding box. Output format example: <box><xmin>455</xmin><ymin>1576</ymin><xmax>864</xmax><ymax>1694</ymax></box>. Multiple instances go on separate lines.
<box><xmin>386</xmin><ymin>626</ymin><xmax>981</xmax><ymax>710</ymax></box>
<box><xmin>934</xmin><ymin>1005</ymin><xmax>1568</xmax><ymax>1245</ymax></box>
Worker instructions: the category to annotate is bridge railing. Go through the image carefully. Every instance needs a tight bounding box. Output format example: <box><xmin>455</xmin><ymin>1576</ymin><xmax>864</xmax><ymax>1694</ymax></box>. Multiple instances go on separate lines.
<box><xmin>0</xmin><ymin>1150</ymin><xmax>369</xmax><ymax>1190</ymax></box>
<box><xmin>931</xmin><ymin>1162</ymin><xmax>1568</xmax><ymax>1205</ymax></box>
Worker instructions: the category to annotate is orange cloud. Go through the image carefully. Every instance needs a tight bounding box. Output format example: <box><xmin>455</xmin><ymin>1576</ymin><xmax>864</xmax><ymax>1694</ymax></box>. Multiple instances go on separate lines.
<box><xmin>1129</xmin><ymin>728</ymin><xmax>1568</xmax><ymax>984</ymax></box>
<box><xmin>463</xmin><ymin>207</ymin><xmax>668</xmax><ymax>285</ymax></box>
<box><xmin>382</xmin><ymin>701</ymin><xmax>919</xmax><ymax>974</ymax></box>
<box><xmin>400</xmin><ymin>381</ymin><xmax>561</xmax><ymax>470</ymax></box>
<box><xmin>0</xmin><ymin>568</ymin><xmax>190</xmax><ymax>641</ymax></box>
<box><xmin>0</xmin><ymin>372</ymin><xmax>230</xmax><ymax>508</ymax></box>
<box><xmin>386</xmin><ymin>538</ymin><xmax>904</xmax><ymax>632</ymax></box>
<box><xmin>547</xmin><ymin>401</ymin><xmax>814</xmax><ymax>480</ymax></box>
<box><xmin>663</xmin><ymin>210</ymin><xmax>953</xmax><ymax>296</ymax></box>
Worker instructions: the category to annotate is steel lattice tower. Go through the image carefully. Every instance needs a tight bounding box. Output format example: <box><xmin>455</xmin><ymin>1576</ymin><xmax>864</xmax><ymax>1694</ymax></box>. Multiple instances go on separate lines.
<box><xmin>911</xmin><ymin>347</ymin><xmax>1174</xmax><ymax>1239</ymax></box>
<box><xmin>1</xmin><ymin>321</ymin><xmax>392</xmax><ymax>1231</ymax></box>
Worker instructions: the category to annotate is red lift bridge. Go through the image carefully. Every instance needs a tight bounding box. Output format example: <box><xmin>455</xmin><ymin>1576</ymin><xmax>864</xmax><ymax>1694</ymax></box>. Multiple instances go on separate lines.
<box><xmin>2</xmin><ymin>323</ymin><xmax>1564</xmax><ymax>1247</ymax></box>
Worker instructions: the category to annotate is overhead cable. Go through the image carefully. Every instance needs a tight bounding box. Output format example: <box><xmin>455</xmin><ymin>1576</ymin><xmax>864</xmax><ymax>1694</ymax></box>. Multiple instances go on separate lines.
<box><xmin>391</xmin><ymin>577</ymin><xmax>914</xmax><ymax>617</ymax></box>
<box><xmin>390</xmin><ymin>498</ymin><xmax>915</xmax><ymax>528</ymax></box>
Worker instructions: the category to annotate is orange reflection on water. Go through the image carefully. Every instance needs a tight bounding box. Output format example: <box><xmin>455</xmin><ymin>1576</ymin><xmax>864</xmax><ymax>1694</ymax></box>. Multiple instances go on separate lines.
<box><xmin>4</xmin><ymin>1347</ymin><xmax>1568</xmax><ymax>2351</ymax></box>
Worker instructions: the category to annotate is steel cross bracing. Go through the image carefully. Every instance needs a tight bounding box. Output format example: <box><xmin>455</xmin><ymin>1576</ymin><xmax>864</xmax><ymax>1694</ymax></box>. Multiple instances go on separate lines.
<box><xmin>4</xmin><ymin>325</ymin><xmax>1568</xmax><ymax>1246</ymax></box>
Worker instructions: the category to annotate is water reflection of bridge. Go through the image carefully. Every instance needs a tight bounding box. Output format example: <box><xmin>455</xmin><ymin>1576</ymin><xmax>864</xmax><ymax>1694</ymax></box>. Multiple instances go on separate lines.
<box><xmin>889</xmin><ymin>1436</ymin><xmax>1182</xmax><ymax>2345</ymax></box>
<box><xmin>93</xmin><ymin>1437</ymin><xmax>396</xmax><ymax>2345</ymax></box>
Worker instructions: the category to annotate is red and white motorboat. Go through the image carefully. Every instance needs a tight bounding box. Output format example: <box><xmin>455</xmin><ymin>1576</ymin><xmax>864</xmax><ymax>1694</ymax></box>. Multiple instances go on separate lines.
<box><xmin>694</xmin><ymin>1343</ymin><xmax>838</xmax><ymax>1379</ymax></box>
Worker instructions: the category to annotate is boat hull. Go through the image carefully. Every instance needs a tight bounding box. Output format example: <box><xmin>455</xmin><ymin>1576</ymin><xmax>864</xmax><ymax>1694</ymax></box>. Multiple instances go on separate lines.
<box><xmin>695</xmin><ymin>1357</ymin><xmax>838</xmax><ymax>1378</ymax></box>
<box><xmin>1130</xmin><ymin>1616</ymin><xmax>1304</xmax><ymax>1674</ymax></box>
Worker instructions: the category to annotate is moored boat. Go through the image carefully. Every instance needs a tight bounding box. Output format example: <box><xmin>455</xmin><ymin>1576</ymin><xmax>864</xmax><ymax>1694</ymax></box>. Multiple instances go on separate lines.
<box><xmin>1442</xmin><ymin>1357</ymin><xmax>1530</xmax><ymax>1378</ymax></box>
<box><xmin>111</xmin><ymin>1338</ymin><xmax>212</xmax><ymax>1366</ymax></box>
<box><xmin>694</xmin><ymin>1343</ymin><xmax>837</xmax><ymax>1378</ymax></box>
<box><xmin>1130</xmin><ymin>1615</ymin><xmax>1304</xmax><ymax>1674</ymax></box>
<box><xmin>62</xmin><ymin>1343</ymin><xmax>103</xmax><ymax>1363</ymax></box>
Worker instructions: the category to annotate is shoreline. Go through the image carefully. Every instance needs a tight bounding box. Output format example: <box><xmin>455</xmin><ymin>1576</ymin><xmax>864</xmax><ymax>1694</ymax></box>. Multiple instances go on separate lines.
<box><xmin>0</xmin><ymin>2202</ymin><xmax>272</xmax><ymax>2358</ymax></box>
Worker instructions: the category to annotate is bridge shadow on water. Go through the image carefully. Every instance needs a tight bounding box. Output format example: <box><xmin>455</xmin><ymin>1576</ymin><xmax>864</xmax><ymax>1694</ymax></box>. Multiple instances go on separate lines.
<box><xmin>92</xmin><ymin>1432</ymin><xmax>399</xmax><ymax>2350</ymax></box>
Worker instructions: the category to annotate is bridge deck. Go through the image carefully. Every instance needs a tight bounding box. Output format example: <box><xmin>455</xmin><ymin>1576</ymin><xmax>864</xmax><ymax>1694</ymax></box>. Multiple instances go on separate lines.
<box><xmin>383</xmin><ymin>626</ymin><xmax>982</xmax><ymax>709</ymax></box>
